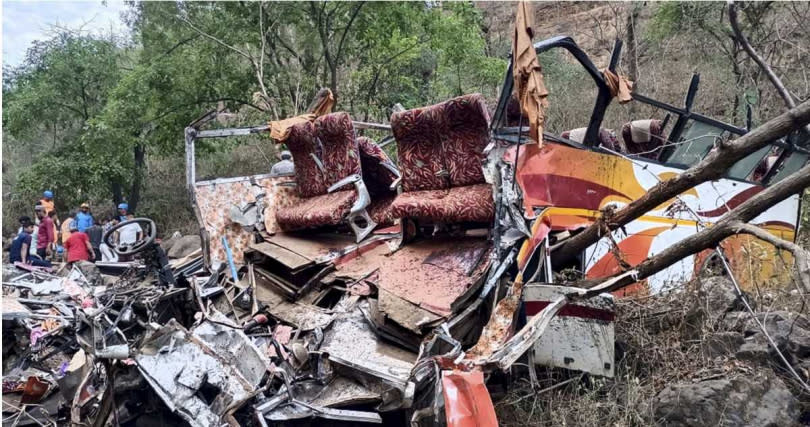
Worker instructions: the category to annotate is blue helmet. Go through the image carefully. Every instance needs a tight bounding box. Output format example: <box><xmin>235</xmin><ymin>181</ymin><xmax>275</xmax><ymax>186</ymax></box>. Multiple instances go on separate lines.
<box><xmin>43</xmin><ymin>190</ymin><xmax>54</xmax><ymax>199</ymax></box>
<box><xmin>118</xmin><ymin>203</ymin><xmax>129</xmax><ymax>211</ymax></box>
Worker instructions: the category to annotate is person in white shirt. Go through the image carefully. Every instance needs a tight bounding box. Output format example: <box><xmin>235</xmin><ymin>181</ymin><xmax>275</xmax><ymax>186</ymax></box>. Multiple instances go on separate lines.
<box><xmin>116</xmin><ymin>214</ymin><xmax>142</xmax><ymax>262</ymax></box>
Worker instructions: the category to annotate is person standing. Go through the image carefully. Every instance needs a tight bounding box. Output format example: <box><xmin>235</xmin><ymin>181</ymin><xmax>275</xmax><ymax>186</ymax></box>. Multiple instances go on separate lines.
<box><xmin>64</xmin><ymin>223</ymin><xmax>94</xmax><ymax>264</ymax></box>
<box><xmin>85</xmin><ymin>218</ymin><xmax>104</xmax><ymax>261</ymax></box>
<box><xmin>270</xmin><ymin>150</ymin><xmax>295</xmax><ymax>176</ymax></box>
<box><xmin>75</xmin><ymin>203</ymin><xmax>94</xmax><ymax>232</ymax></box>
<box><xmin>40</xmin><ymin>190</ymin><xmax>55</xmax><ymax>215</ymax></box>
<box><xmin>116</xmin><ymin>214</ymin><xmax>143</xmax><ymax>262</ymax></box>
<box><xmin>10</xmin><ymin>220</ymin><xmax>52</xmax><ymax>267</ymax></box>
<box><xmin>36</xmin><ymin>209</ymin><xmax>57</xmax><ymax>260</ymax></box>
<box><xmin>39</xmin><ymin>192</ymin><xmax>59</xmax><ymax>247</ymax></box>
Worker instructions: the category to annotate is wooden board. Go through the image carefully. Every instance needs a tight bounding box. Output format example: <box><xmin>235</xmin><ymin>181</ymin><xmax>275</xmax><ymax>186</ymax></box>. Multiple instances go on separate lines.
<box><xmin>248</xmin><ymin>241</ymin><xmax>312</xmax><ymax>271</ymax></box>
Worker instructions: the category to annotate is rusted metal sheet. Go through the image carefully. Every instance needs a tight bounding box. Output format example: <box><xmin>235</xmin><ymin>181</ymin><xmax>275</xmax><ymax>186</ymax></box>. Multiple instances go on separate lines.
<box><xmin>253</xmin><ymin>278</ymin><xmax>334</xmax><ymax>330</ymax></box>
<box><xmin>377</xmin><ymin>288</ymin><xmax>440</xmax><ymax>334</ymax></box>
<box><xmin>332</xmin><ymin>237</ymin><xmax>491</xmax><ymax>317</ymax></box>
<box><xmin>194</xmin><ymin>174</ymin><xmax>299</xmax><ymax>265</ymax></box>
<box><xmin>377</xmin><ymin>238</ymin><xmax>491</xmax><ymax>316</ymax></box>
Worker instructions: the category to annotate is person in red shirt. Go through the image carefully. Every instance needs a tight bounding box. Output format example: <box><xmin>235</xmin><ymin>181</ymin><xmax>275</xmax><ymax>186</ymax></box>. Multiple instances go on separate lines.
<box><xmin>64</xmin><ymin>223</ymin><xmax>95</xmax><ymax>264</ymax></box>
<box><xmin>36</xmin><ymin>208</ymin><xmax>57</xmax><ymax>259</ymax></box>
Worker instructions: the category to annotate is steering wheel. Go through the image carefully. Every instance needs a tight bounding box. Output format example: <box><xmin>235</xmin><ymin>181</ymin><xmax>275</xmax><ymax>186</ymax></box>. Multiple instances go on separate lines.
<box><xmin>103</xmin><ymin>218</ymin><xmax>158</xmax><ymax>256</ymax></box>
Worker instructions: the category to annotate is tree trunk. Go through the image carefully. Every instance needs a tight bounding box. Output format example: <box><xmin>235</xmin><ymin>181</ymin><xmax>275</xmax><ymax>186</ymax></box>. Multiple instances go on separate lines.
<box><xmin>576</xmin><ymin>160</ymin><xmax>810</xmax><ymax>297</ymax></box>
<box><xmin>552</xmin><ymin>100</ymin><xmax>810</xmax><ymax>264</ymax></box>
<box><xmin>111</xmin><ymin>182</ymin><xmax>123</xmax><ymax>206</ymax></box>
<box><xmin>129</xmin><ymin>144</ymin><xmax>146</xmax><ymax>213</ymax></box>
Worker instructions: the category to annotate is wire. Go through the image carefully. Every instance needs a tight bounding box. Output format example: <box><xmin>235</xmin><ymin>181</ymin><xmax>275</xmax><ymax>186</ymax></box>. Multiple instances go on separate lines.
<box><xmin>715</xmin><ymin>247</ymin><xmax>810</xmax><ymax>393</ymax></box>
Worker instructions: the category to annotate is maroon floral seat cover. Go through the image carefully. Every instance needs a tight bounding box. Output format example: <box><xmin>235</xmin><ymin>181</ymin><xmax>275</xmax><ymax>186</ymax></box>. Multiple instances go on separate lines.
<box><xmin>276</xmin><ymin>113</ymin><xmax>362</xmax><ymax>231</ymax></box>
<box><xmin>357</xmin><ymin>137</ymin><xmax>397</xmax><ymax>196</ymax></box>
<box><xmin>620</xmin><ymin>119</ymin><xmax>665</xmax><ymax>160</ymax></box>
<box><xmin>316</xmin><ymin>112</ymin><xmax>361</xmax><ymax>191</ymax></box>
<box><xmin>390</xmin><ymin>184</ymin><xmax>494</xmax><ymax>223</ymax></box>
<box><xmin>389</xmin><ymin>94</ymin><xmax>494</xmax><ymax>223</ymax></box>
<box><xmin>284</xmin><ymin>121</ymin><xmax>328</xmax><ymax>198</ymax></box>
<box><xmin>275</xmin><ymin>190</ymin><xmax>356</xmax><ymax>230</ymax></box>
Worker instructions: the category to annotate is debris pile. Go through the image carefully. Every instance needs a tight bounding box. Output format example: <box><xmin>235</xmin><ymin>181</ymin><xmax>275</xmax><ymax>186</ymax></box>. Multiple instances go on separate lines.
<box><xmin>2</xmin><ymin>249</ymin><xmax>204</xmax><ymax>425</ymax></box>
<box><xmin>1</xmin><ymin>223</ymin><xmax>520</xmax><ymax>426</ymax></box>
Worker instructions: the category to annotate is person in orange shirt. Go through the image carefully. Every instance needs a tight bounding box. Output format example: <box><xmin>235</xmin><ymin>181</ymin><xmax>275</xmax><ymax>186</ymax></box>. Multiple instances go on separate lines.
<box><xmin>40</xmin><ymin>190</ymin><xmax>55</xmax><ymax>214</ymax></box>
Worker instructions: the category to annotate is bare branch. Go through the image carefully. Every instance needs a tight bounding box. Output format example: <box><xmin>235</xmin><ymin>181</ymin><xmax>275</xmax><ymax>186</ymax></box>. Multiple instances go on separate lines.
<box><xmin>553</xmin><ymin>100</ymin><xmax>810</xmax><ymax>263</ymax></box>
<box><xmin>728</xmin><ymin>1</ymin><xmax>797</xmax><ymax>109</ymax></box>
<box><xmin>576</xmin><ymin>160</ymin><xmax>810</xmax><ymax>298</ymax></box>
<box><xmin>730</xmin><ymin>221</ymin><xmax>810</xmax><ymax>293</ymax></box>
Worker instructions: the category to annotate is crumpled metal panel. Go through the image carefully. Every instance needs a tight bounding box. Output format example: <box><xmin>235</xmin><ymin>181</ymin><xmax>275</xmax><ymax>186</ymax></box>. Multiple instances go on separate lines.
<box><xmin>195</xmin><ymin>175</ymin><xmax>300</xmax><ymax>265</ymax></box>
<box><xmin>320</xmin><ymin>305</ymin><xmax>416</xmax><ymax>391</ymax></box>
<box><xmin>135</xmin><ymin>315</ymin><xmax>270</xmax><ymax>427</ymax></box>
<box><xmin>377</xmin><ymin>238</ymin><xmax>491</xmax><ymax>316</ymax></box>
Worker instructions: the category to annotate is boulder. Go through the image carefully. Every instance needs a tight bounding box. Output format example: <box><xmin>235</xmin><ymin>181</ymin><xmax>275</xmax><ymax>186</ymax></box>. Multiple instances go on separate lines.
<box><xmin>651</xmin><ymin>371</ymin><xmax>799</xmax><ymax>426</ymax></box>
<box><xmin>683</xmin><ymin>277</ymin><xmax>755</xmax><ymax>339</ymax></box>
<box><xmin>699</xmin><ymin>276</ymin><xmax>755</xmax><ymax>313</ymax></box>
<box><xmin>167</xmin><ymin>235</ymin><xmax>201</xmax><ymax>259</ymax></box>
<box><xmin>736</xmin><ymin>311</ymin><xmax>810</xmax><ymax>367</ymax></box>
<box><xmin>160</xmin><ymin>231</ymin><xmax>183</xmax><ymax>253</ymax></box>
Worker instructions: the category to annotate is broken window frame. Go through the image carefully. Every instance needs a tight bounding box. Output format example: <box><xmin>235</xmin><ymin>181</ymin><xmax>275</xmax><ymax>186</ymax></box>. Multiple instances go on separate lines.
<box><xmin>490</xmin><ymin>37</ymin><xmax>810</xmax><ymax>188</ymax></box>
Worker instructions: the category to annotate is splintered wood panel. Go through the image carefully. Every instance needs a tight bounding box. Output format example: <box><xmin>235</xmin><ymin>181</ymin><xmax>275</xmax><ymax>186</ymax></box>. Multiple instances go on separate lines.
<box><xmin>264</xmin><ymin>232</ymin><xmax>357</xmax><ymax>262</ymax></box>
<box><xmin>248</xmin><ymin>241</ymin><xmax>312</xmax><ymax>271</ymax></box>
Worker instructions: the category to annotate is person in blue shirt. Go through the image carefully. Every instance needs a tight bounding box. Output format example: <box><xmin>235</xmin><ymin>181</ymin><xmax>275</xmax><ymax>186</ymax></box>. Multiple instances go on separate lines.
<box><xmin>75</xmin><ymin>203</ymin><xmax>94</xmax><ymax>232</ymax></box>
<box><xmin>10</xmin><ymin>220</ymin><xmax>52</xmax><ymax>267</ymax></box>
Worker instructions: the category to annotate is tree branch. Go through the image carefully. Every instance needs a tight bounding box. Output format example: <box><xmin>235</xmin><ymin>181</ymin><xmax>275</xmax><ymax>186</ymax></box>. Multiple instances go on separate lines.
<box><xmin>335</xmin><ymin>2</ymin><xmax>365</xmax><ymax>63</ymax></box>
<box><xmin>730</xmin><ymin>221</ymin><xmax>810</xmax><ymax>293</ymax></box>
<box><xmin>553</xmin><ymin>100</ymin><xmax>810</xmax><ymax>263</ymax></box>
<box><xmin>728</xmin><ymin>1</ymin><xmax>797</xmax><ymax>109</ymax></box>
<box><xmin>576</xmin><ymin>160</ymin><xmax>810</xmax><ymax>298</ymax></box>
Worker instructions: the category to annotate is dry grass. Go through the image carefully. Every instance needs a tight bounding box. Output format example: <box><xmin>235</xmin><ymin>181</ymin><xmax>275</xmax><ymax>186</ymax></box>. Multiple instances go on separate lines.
<box><xmin>494</xmin><ymin>275</ymin><xmax>809</xmax><ymax>426</ymax></box>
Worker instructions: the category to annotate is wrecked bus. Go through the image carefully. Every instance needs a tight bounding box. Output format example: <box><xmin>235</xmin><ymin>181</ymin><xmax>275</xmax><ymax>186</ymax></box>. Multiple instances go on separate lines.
<box><xmin>171</xmin><ymin>35</ymin><xmax>806</xmax><ymax>424</ymax></box>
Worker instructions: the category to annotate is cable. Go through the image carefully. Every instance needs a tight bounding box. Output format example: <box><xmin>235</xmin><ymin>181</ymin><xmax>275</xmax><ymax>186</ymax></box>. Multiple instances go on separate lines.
<box><xmin>715</xmin><ymin>247</ymin><xmax>810</xmax><ymax>393</ymax></box>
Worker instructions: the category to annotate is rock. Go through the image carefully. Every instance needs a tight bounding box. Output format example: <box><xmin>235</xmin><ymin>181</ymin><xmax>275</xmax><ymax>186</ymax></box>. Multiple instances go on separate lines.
<box><xmin>736</xmin><ymin>311</ymin><xmax>810</xmax><ymax>367</ymax></box>
<box><xmin>651</xmin><ymin>371</ymin><xmax>799</xmax><ymax>426</ymax></box>
<box><xmin>699</xmin><ymin>276</ymin><xmax>755</xmax><ymax>313</ymax></box>
<box><xmin>167</xmin><ymin>235</ymin><xmax>201</xmax><ymax>259</ymax></box>
<box><xmin>160</xmin><ymin>231</ymin><xmax>183</xmax><ymax>253</ymax></box>
<box><xmin>683</xmin><ymin>277</ymin><xmax>756</xmax><ymax>339</ymax></box>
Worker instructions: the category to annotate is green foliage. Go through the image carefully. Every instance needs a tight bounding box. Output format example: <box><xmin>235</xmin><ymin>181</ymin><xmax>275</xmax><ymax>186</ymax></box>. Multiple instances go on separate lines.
<box><xmin>3</xmin><ymin>1</ymin><xmax>505</xmax><ymax>233</ymax></box>
<box><xmin>648</xmin><ymin>2</ymin><xmax>725</xmax><ymax>42</ymax></box>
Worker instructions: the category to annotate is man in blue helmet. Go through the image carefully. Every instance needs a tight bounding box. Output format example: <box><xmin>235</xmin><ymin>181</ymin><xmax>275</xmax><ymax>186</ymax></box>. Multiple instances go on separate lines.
<box><xmin>75</xmin><ymin>203</ymin><xmax>94</xmax><ymax>232</ymax></box>
<box><xmin>40</xmin><ymin>190</ymin><xmax>55</xmax><ymax>215</ymax></box>
<box><xmin>117</xmin><ymin>203</ymin><xmax>129</xmax><ymax>223</ymax></box>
